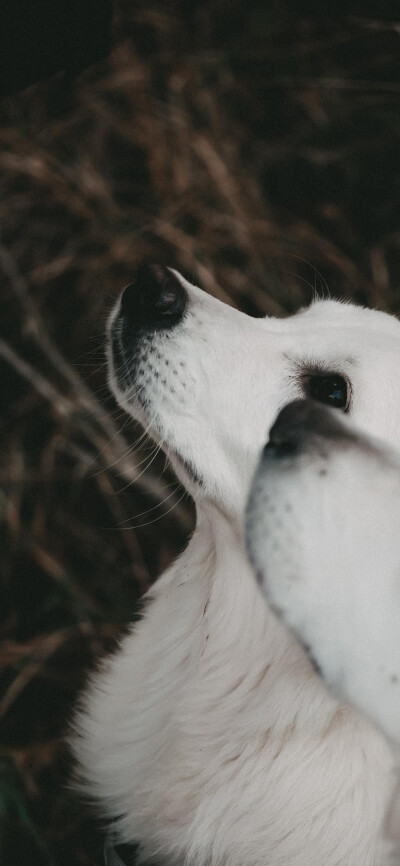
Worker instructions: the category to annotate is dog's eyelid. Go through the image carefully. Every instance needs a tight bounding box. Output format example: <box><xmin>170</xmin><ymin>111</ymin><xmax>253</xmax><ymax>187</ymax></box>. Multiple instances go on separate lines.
<box><xmin>289</xmin><ymin>355</ymin><xmax>355</xmax><ymax>375</ymax></box>
<box><xmin>291</xmin><ymin>358</ymin><xmax>351</xmax><ymax>387</ymax></box>
<box><xmin>286</xmin><ymin>351</ymin><xmax>357</xmax><ymax>371</ymax></box>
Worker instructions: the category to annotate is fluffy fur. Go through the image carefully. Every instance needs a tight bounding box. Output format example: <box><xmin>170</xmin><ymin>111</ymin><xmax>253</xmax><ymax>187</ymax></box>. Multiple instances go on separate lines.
<box><xmin>72</xmin><ymin>272</ymin><xmax>400</xmax><ymax>865</ymax></box>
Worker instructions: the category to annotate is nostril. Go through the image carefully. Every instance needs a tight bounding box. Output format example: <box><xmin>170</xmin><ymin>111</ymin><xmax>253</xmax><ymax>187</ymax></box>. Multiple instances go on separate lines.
<box><xmin>265</xmin><ymin>430</ymin><xmax>299</xmax><ymax>458</ymax></box>
<box><xmin>153</xmin><ymin>288</ymin><xmax>184</xmax><ymax>317</ymax></box>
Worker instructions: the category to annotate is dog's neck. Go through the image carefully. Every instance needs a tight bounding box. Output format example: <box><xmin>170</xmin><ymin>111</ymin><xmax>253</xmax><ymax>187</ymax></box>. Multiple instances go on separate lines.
<box><xmin>195</xmin><ymin>500</ymin><xmax>244</xmax><ymax>554</ymax></box>
<box><xmin>163</xmin><ymin>498</ymin><xmax>269</xmax><ymax>646</ymax></box>
<box><xmin>183</xmin><ymin>500</ymin><xmax>251</xmax><ymax>595</ymax></box>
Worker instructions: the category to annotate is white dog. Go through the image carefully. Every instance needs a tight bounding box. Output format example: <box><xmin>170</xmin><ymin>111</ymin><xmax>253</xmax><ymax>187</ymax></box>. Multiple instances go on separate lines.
<box><xmin>245</xmin><ymin>399</ymin><xmax>400</xmax><ymax>858</ymax></box>
<box><xmin>73</xmin><ymin>265</ymin><xmax>400</xmax><ymax>866</ymax></box>
<box><xmin>246</xmin><ymin>399</ymin><xmax>400</xmax><ymax>749</ymax></box>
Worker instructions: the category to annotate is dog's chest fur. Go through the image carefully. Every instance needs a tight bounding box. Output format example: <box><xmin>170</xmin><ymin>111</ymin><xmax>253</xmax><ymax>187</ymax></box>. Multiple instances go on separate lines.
<box><xmin>74</xmin><ymin>508</ymin><xmax>395</xmax><ymax>866</ymax></box>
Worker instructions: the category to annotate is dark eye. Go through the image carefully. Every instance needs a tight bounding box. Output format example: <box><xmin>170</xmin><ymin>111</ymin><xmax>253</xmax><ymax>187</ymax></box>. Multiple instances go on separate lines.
<box><xmin>307</xmin><ymin>374</ymin><xmax>349</xmax><ymax>410</ymax></box>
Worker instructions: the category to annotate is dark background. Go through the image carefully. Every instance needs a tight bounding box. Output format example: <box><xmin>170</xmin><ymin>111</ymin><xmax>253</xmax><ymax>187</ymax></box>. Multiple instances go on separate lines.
<box><xmin>1</xmin><ymin>2</ymin><xmax>400</xmax><ymax>864</ymax></box>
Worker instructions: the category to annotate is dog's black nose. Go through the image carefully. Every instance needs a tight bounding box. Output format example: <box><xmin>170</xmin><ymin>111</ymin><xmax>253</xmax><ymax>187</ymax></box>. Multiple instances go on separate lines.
<box><xmin>120</xmin><ymin>264</ymin><xmax>187</xmax><ymax>330</ymax></box>
<box><xmin>266</xmin><ymin>399</ymin><xmax>350</xmax><ymax>457</ymax></box>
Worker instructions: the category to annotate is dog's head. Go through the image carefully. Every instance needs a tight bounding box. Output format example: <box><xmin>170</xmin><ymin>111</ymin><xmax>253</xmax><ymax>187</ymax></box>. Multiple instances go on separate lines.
<box><xmin>245</xmin><ymin>399</ymin><xmax>400</xmax><ymax>744</ymax></box>
<box><xmin>108</xmin><ymin>264</ymin><xmax>400</xmax><ymax>518</ymax></box>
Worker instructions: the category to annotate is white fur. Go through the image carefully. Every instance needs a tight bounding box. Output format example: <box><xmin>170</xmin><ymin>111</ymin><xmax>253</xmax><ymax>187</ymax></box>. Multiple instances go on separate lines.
<box><xmin>72</xmin><ymin>275</ymin><xmax>400</xmax><ymax>865</ymax></box>
<box><xmin>246</xmin><ymin>409</ymin><xmax>400</xmax><ymax>747</ymax></box>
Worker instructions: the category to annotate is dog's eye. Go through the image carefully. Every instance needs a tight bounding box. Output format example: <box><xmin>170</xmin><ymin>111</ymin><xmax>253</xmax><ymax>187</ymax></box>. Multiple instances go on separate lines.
<box><xmin>307</xmin><ymin>374</ymin><xmax>349</xmax><ymax>410</ymax></box>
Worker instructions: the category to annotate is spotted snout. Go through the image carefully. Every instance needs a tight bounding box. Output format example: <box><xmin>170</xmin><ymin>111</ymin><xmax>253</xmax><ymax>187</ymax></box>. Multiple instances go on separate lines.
<box><xmin>109</xmin><ymin>264</ymin><xmax>188</xmax><ymax>394</ymax></box>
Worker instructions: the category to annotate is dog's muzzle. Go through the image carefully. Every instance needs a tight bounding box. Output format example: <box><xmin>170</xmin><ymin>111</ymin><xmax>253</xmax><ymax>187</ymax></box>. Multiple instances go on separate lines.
<box><xmin>110</xmin><ymin>264</ymin><xmax>188</xmax><ymax>392</ymax></box>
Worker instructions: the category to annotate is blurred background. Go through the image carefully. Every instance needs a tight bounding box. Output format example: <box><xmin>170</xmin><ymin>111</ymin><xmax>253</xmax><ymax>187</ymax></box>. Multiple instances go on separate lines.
<box><xmin>0</xmin><ymin>1</ymin><xmax>400</xmax><ymax>863</ymax></box>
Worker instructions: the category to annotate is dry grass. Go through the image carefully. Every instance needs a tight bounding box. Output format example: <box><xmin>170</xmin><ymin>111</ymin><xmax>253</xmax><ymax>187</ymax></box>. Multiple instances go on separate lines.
<box><xmin>1</xmin><ymin>3</ymin><xmax>400</xmax><ymax>863</ymax></box>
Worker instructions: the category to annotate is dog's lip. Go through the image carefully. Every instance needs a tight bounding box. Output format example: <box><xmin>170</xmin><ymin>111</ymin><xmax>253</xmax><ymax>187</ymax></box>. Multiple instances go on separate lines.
<box><xmin>168</xmin><ymin>447</ymin><xmax>204</xmax><ymax>487</ymax></box>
